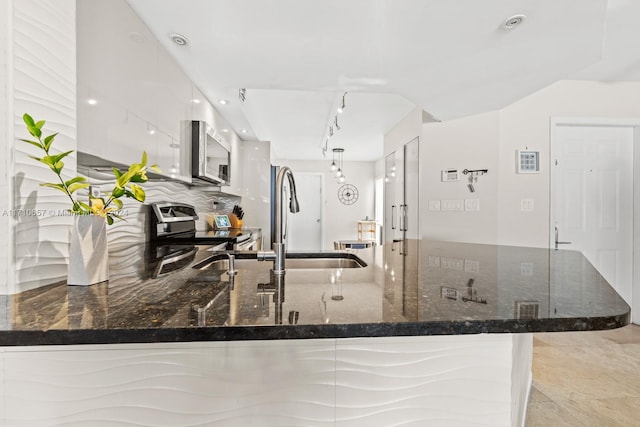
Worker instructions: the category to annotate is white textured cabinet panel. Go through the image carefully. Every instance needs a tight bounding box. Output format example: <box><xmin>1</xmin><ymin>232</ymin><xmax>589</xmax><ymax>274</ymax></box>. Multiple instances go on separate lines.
<box><xmin>191</xmin><ymin>85</ymin><xmax>216</xmax><ymax>125</ymax></box>
<box><xmin>335</xmin><ymin>335</ymin><xmax>520</xmax><ymax>427</ymax></box>
<box><xmin>77</xmin><ymin>0</ymin><xmax>187</xmax><ymax>180</ymax></box>
<box><xmin>1</xmin><ymin>336</ymin><xmax>532</xmax><ymax>426</ymax></box>
<box><xmin>155</xmin><ymin>48</ymin><xmax>191</xmax><ymax>140</ymax></box>
<box><xmin>155</xmin><ymin>131</ymin><xmax>177</xmax><ymax>177</ymax></box>
<box><xmin>77</xmin><ymin>0</ymin><xmax>159</xmax><ymax>131</ymax></box>
<box><xmin>3</xmin><ymin>341</ymin><xmax>336</xmax><ymax>426</ymax></box>
<box><xmin>0</xmin><ymin>347</ymin><xmax>5</xmax><ymax>427</ymax></box>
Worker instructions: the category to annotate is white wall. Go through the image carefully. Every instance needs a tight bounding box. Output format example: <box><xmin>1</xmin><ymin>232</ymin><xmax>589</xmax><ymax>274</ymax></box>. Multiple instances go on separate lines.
<box><xmin>272</xmin><ymin>159</ymin><xmax>375</xmax><ymax>250</ymax></box>
<box><xmin>498</xmin><ymin>80</ymin><xmax>640</xmax><ymax>247</ymax></box>
<box><xmin>383</xmin><ymin>107</ymin><xmax>423</xmax><ymax>157</ymax></box>
<box><xmin>418</xmin><ymin>80</ymin><xmax>640</xmax><ymax>248</ymax></box>
<box><xmin>0</xmin><ymin>0</ymin><xmax>12</xmax><ymax>296</ymax></box>
<box><xmin>0</xmin><ymin>0</ymin><xmax>77</xmax><ymax>294</ymax></box>
<box><xmin>421</xmin><ymin>111</ymin><xmax>500</xmax><ymax>244</ymax></box>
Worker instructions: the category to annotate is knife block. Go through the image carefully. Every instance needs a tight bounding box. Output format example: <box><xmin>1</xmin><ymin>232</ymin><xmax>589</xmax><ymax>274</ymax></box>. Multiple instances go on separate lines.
<box><xmin>229</xmin><ymin>213</ymin><xmax>243</xmax><ymax>229</ymax></box>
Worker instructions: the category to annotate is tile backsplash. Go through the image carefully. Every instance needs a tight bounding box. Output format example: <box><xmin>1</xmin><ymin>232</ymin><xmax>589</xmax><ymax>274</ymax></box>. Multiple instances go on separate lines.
<box><xmin>81</xmin><ymin>169</ymin><xmax>240</xmax><ymax>246</ymax></box>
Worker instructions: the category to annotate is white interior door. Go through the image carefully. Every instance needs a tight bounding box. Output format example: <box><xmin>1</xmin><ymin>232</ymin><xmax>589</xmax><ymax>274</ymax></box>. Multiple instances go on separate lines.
<box><xmin>288</xmin><ymin>173</ymin><xmax>323</xmax><ymax>251</ymax></box>
<box><xmin>551</xmin><ymin>124</ymin><xmax>634</xmax><ymax>305</ymax></box>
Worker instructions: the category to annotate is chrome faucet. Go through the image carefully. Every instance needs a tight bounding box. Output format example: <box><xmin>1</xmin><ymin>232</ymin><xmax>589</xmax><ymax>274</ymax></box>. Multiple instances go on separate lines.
<box><xmin>225</xmin><ymin>252</ymin><xmax>237</xmax><ymax>276</ymax></box>
<box><xmin>258</xmin><ymin>166</ymin><xmax>299</xmax><ymax>275</ymax></box>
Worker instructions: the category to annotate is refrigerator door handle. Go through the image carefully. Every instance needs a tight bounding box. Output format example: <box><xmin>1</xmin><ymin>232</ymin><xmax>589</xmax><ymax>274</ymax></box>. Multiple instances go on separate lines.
<box><xmin>400</xmin><ymin>204</ymin><xmax>407</xmax><ymax>232</ymax></box>
<box><xmin>391</xmin><ymin>205</ymin><xmax>397</xmax><ymax>230</ymax></box>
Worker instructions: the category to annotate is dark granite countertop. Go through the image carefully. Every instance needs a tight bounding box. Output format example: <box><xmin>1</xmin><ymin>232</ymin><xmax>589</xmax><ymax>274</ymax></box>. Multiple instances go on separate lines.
<box><xmin>0</xmin><ymin>240</ymin><xmax>630</xmax><ymax>346</ymax></box>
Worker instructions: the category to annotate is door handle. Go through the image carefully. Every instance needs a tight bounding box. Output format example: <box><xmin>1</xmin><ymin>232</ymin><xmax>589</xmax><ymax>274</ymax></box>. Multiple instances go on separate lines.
<box><xmin>402</xmin><ymin>204</ymin><xmax>408</xmax><ymax>232</ymax></box>
<box><xmin>554</xmin><ymin>224</ymin><xmax>572</xmax><ymax>250</ymax></box>
<box><xmin>391</xmin><ymin>205</ymin><xmax>396</xmax><ymax>230</ymax></box>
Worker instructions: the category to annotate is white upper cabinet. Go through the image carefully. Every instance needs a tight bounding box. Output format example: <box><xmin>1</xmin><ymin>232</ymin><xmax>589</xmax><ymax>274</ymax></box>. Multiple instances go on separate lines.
<box><xmin>77</xmin><ymin>0</ymin><xmax>191</xmax><ymax>182</ymax></box>
<box><xmin>77</xmin><ymin>0</ymin><xmax>246</xmax><ymax>192</ymax></box>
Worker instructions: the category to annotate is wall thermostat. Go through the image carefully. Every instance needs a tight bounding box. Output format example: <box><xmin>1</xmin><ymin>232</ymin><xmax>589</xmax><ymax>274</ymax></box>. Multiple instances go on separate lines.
<box><xmin>441</xmin><ymin>169</ymin><xmax>459</xmax><ymax>182</ymax></box>
<box><xmin>516</xmin><ymin>150</ymin><xmax>540</xmax><ymax>174</ymax></box>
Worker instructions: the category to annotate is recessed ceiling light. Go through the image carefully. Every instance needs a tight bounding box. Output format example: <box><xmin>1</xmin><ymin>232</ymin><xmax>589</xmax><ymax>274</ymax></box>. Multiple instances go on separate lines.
<box><xmin>191</xmin><ymin>99</ymin><xmax>201</xmax><ymax>104</ymax></box>
<box><xmin>218</xmin><ymin>99</ymin><xmax>229</xmax><ymax>105</ymax></box>
<box><xmin>503</xmin><ymin>14</ymin><xmax>526</xmax><ymax>29</ymax></box>
<box><xmin>240</xmin><ymin>129</ymin><xmax>248</xmax><ymax>134</ymax></box>
<box><xmin>87</xmin><ymin>98</ymin><xmax>97</xmax><ymax>105</ymax></box>
<box><xmin>221</xmin><ymin>129</ymin><xmax>229</xmax><ymax>133</ymax></box>
<box><xmin>170</xmin><ymin>33</ymin><xmax>189</xmax><ymax>46</ymax></box>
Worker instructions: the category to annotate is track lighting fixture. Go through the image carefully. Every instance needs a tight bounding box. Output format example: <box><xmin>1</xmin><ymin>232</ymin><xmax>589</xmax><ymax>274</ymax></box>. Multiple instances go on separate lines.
<box><xmin>320</xmin><ymin>91</ymin><xmax>349</xmax><ymax>156</ymax></box>
<box><xmin>337</xmin><ymin>92</ymin><xmax>347</xmax><ymax>114</ymax></box>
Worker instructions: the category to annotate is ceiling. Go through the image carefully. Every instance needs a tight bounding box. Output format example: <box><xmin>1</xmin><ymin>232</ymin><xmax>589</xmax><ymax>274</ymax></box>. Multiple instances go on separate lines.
<box><xmin>127</xmin><ymin>0</ymin><xmax>640</xmax><ymax>161</ymax></box>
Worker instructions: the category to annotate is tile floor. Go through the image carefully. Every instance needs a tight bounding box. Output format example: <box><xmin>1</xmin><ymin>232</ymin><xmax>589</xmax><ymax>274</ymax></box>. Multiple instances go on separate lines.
<box><xmin>525</xmin><ymin>324</ymin><xmax>640</xmax><ymax>426</ymax></box>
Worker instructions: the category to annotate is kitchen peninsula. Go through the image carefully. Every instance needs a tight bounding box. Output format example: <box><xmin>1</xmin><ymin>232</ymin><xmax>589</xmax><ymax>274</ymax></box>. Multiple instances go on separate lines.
<box><xmin>0</xmin><ymin>240</ymin><xmax>630</xmax><ymax>426</ymax></box>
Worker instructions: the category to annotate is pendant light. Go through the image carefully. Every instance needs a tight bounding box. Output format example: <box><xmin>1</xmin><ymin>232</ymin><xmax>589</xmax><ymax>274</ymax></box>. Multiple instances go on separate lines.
<box><xmin>330</xmin><ymin>148</ymin><xmax>345</xmax><ymax>182</ymax></box>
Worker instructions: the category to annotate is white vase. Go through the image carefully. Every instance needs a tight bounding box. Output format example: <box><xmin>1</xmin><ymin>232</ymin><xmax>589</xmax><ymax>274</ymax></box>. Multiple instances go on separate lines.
<box><xmin>67</xmin><ymin>215</ymin><xmax>109</xmax><ymax>286</ymax></box>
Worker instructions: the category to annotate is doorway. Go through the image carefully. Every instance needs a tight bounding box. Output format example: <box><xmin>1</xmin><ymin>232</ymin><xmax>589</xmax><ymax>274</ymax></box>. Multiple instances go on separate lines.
<box><xmin>551</xmin><ymin>120</ymin><xmax>636</xmax><ymax>311</ymax></box>
<box><xmin>287</xmin><ymin>173</ymin><xmax>323</xmax><ymax>251</ymax></box>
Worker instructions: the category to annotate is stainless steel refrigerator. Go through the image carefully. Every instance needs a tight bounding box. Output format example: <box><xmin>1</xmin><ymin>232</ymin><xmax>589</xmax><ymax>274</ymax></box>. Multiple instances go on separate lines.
<box><xmin>383</xmin><ymin>137</ymin><xmax>419</xmax><ymax>320</ymax></box>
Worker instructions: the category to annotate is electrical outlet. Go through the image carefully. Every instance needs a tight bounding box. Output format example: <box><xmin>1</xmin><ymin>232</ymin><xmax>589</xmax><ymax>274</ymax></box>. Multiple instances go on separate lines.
<box><xmin>520</xmin><ymin>262</ymin><xmax>534</xmax><ymax>276</ymax></box>
<box><xmin>521</xmin><ymin>199</ymin><xmax>534</xmax><ymax>212</ymax></box>
<box><xmin>428</xmin><ymin>200</ymin><xmax>441</xmax><ymax>211</ymax></box>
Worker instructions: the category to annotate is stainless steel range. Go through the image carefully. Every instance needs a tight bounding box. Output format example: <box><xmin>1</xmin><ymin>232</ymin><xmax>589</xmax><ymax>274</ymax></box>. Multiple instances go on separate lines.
<box><xmin>148</xmin><ymin>202</ymin><xmax>260</xmax><ymax>250</ymax></box>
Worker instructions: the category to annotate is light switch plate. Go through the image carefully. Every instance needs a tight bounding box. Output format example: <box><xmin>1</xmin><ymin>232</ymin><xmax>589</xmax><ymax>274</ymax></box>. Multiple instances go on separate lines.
<box><xmin>428</xmin><ymin>200</ymin><xmax>441</xmax><ymax>211</ymax></box>
<box><xmin>441</xmin><ymin>257</ymin><xmax>464</xmax><ymax>270</ymax></box>
<box><xmin>465</xmin><ymin>199</ymin><xmax>480</xmax><ymax>211</ymax></box>
<box><xmin>442</xmin><ymin>199</ymin><xmax>464</xmax><ymax>211</ymax></box>
<box><xmin>521</xmin><ymin>199</ymin><xmax>534</xmax><ymax>212</ymax></box>
<box><xmin>465</xmin><ymin>259</ymin><xmax>480</xmax><ymax>273</ymax></box>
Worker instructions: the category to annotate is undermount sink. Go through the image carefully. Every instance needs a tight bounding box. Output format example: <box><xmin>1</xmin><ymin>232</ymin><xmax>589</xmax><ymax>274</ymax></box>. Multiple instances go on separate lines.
<box><xmin>284</xmin><ymin>252</ymin><xmax>367</xmax><ymax>269</ymax></box>
<box><xmin>193</xmin><ymin>251</ymin><xmax>367</xmax><ymax>270</ymax></box>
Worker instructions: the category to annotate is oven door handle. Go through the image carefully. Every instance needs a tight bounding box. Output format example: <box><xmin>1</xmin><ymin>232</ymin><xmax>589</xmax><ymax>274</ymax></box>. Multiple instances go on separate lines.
<box><xmin>163</xmin><ymin>247</ymin><xmax>199</xmax><ymax>263</ymax></box>
<box><xmin>235</xmin><ymin>238</ymin><xmax>257</xmax><ymax>251</ymax></box>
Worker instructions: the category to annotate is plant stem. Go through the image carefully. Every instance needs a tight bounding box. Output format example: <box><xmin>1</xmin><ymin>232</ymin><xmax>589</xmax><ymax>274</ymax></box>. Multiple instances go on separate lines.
<box><xmin>39</xmin><ymin>135</ymin><xmax>83</xmax><ymax>213</ymax></box>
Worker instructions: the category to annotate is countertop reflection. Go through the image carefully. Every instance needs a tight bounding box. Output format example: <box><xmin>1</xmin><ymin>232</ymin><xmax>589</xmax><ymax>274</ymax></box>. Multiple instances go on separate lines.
<box><xmin>0</xmin><ymin>240</ymin><xmax>630</xmax><ymax>346</ymax></box>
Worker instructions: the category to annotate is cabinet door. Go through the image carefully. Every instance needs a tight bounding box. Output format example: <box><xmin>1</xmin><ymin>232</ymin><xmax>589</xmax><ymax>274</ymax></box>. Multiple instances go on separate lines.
<box><xmin>384</xmin><ymin>153</ymin><xmax>396</xmax><ymax>244</ymax></box>
<box><xmin>403</xmin><ymin>137</ymin><xmax>420</xmax><ymax>240</ymax></box>
<box><xmin>77</xmin><ymin>0</ymin><xmax>159</xmax><ymax>163</ymax></box>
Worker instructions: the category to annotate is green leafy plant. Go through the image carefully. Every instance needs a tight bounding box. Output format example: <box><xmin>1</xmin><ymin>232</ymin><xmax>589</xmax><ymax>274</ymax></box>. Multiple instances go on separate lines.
<box><xmin>20</xmin><ymin>113</ymin><xmax>159</xmax><ymax>224</ymax></box>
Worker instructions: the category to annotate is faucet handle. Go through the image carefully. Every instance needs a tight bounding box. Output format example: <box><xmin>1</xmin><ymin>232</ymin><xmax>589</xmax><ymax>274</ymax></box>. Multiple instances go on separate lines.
<box><xmin>226</xmin><ymin>253</ymin><xmax>237</xmax><ymax>276</ymax></box>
